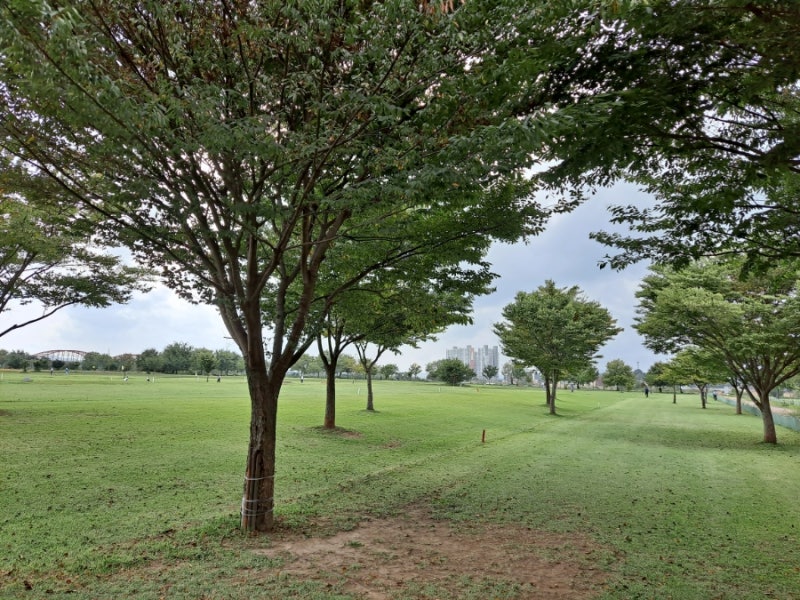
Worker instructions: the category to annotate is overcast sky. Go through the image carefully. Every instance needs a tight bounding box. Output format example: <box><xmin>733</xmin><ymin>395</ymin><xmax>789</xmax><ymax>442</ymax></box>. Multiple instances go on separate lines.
<box><xmin>3</xmin><ymin>182</ymin><xmax>664</xmax><ymax>374</ymax></box>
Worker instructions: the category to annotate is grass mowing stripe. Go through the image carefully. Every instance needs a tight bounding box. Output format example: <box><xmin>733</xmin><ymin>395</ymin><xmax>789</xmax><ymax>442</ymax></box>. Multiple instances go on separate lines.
<box><xmin>2</xmin><ymin>374</ymin><xmax>800</xmax><ymax>599</ymax></box>
<box><xmin>433</xmin><ymin>393</ymin><xmax>800</xmax><ymax>599</ymax></box>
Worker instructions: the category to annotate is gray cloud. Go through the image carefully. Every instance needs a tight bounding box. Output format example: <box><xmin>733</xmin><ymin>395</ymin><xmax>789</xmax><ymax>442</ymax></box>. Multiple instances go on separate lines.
<box><xmin>399</xmin><ymin>182</ymin><xmax>663</xmax><ymax>373</ymax></box>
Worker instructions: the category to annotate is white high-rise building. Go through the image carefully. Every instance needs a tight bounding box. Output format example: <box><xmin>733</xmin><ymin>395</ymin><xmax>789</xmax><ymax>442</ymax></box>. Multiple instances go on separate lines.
<box><xmin>446</xmin><ymin>345</ymin><xmax>500</xmax><ymax>380</ymax></box>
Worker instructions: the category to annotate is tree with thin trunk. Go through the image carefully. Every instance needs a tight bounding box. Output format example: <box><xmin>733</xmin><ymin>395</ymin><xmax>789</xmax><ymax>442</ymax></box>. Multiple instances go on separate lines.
<box><xmin>354</xmin><ymin>340</ymin><xmax>389</xmax><ymax>412</ymax></box>
<box><xmin>567</xmin><ymin>364</ymin><xmax>598</xmax><ymax>389</ymax></box>
<box><xmin>317</xmin><ymin>315</ymin><xmax>354</xmax><ymax>430</ymax></box>
<box><xmin>326</xmin><ymin>270</ymin><xmax>484</xmax><ymax>418</ymax></box>
<box><xmin>727</xmin><ymin>376</ymin><xmax>746</xmax><ymax>416</ymax></box>
<box><xmin>195</xmin><ymin>349</ymin><xmax>216</xmax><ymax>382</ymax></box>
<box><xmin>662</xmin><ymin>348</ymin><xmax>728</xmax><ymax>410</ymax></box>
<box><xmin>645</xmin><ymin>362</ymin><xmax>672</xmax><ymax>394</ymax></box>
<box><xmin>494</xmin><ymin>281</ymin><xmax>621</xmax><ymax>415</ymax></box>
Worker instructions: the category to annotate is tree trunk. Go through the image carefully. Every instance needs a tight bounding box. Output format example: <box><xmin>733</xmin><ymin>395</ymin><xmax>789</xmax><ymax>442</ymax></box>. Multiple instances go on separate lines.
<box><xmin>550</xmin><ymin>381</ymin><xmax>557</xmax><ymax>415</ymax></box>
<box><xmin>543</xmin><ymin>374</ymin><xmax>552</xmax><ymax>407</ymax></box>
<box><xmin>324</xmin><ymin>363</ymin><xmax>337</xmax><ymax>429</ymax></box>
<box><xmin>736</xmin><ymin>389</ymin><xmax>743</xmax><ymax>414</ymax></box>
<box><xmin>758</xmin><ymin>393</ymin><xmax>778</xmax><ymax>444</ymax></box>
<box><xmin>366</xmin><ymin>369</ymin><xmax>375</xmax><ymax>411</ymax></box>
<box><xmin>318</xmin><ymin>330</ymin><xmax>347</xmax><ymax>430</ymax></box>
<box><xmin>241</xmin><ymin>364</ymin><xmax>280</xmax><ymax>532</ymax></box>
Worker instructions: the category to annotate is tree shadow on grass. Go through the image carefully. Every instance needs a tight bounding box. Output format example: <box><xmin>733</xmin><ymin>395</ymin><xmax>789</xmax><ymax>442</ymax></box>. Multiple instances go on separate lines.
<box><xmin>587</xmin><ymin>415</ymin><xmax>800</xmax><ymax>454</ymax></box>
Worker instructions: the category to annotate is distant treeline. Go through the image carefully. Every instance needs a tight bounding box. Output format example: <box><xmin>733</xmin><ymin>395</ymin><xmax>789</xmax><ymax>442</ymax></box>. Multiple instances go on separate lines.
<box><xmin>0</xmin><ymin>343</ymin><xmax>245</xmax><ymax>375</ymax></box>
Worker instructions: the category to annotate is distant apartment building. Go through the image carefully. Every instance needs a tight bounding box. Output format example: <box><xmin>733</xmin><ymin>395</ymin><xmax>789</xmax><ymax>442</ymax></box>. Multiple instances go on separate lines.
<box><xmin>446</xmin><ymin>345</ymin><xmax>500</xmax><ymax>379</ymax></box>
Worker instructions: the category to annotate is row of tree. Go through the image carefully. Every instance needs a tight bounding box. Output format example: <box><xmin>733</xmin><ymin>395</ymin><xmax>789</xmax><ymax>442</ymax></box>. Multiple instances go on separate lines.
<box><xmin>0</xmin><ymin>345</ymin><xmax>246</xmax><ymax>377</ymax></box>
<box><xmin>426</xmin><ymin>353</ymin><xmax>642</xmax><ymax>391</ymax></box>
<box><xmin>2</xmin><ymin>1</ymin><xmax>796</xmax><ymax>531</ymax></box>
<box><xmin>491</xmin><ymin>257</ymin><xmax>800</xmax><ymax>447</ymax></box>
<box><xmin>635</xmin><ymin>258</ymin><xmax>800</xmax><ymax>444</ymax></box>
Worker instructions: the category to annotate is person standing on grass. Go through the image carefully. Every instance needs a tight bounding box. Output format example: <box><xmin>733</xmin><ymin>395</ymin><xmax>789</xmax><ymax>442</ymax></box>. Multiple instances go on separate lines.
<box><xmin>644</xmin><ymin>384</ymin><xmax>650</xmax><ymax>398</ymax></box>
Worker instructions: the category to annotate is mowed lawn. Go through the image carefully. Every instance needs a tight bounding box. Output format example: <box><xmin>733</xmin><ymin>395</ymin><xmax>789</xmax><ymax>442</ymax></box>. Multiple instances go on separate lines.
<box><xmin>2</xmin><ymin>372</ymin><xmax>800</xmax><ymax>599</ymax></box>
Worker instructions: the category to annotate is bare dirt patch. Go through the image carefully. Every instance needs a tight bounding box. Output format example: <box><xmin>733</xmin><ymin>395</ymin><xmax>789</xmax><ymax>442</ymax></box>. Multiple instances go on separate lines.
<box><xmin>311</xmin><ymin>426</ymin><xmax>363</xmax><ymax>439</ymax></box>
<box><xmin>256</xmin><ymin>507</ymin><xmax>611</xmax><ymax>599</ymax></box>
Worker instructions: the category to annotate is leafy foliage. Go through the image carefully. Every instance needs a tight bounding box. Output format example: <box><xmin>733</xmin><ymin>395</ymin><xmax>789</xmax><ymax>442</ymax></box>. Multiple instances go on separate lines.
<box><xmin>0</xmin><ymin>159</ymin><xmax>148</xmax><ymax>338</ymax></box>
<box><xmin>644</xmin><ymin>361</ymin><xmax>672</xmax><ymax>391</ymax></box>
<box><xmin>195</xmin><ymin>349</ymin><xmax>216</xmax><ymax>380</ymax></box>
<box><xmin>407</xmin><ymin>363</ymin><xmax>422</xmax><ymax>380</ymax></box>
<box><xmin>0</xmin><ymin>0</ymin><xmax>581</xmax><ymax>530</ymax></box>
<box><xmin>540</xmin><ymin>2</ymin><xmax>800</xmax><ymax>270</ymax></box>
<box><xmin>601</xmin><ymin>359</ymin><xmax>636</xmax><ymax>391</ymax></box>
<box><xmin>662</xmin><ymin>348</ymin><xmax>729</xmax><ymax>409</ymax></box>
<box><xmin>494</xmin><ymin>281</ymin><xmax>621</xmax><ymax>413</ymax></box>
<box><xmin>566</xmin><ymin>363</ymin><xmax>598</xmax><ymax>387</ymax></box>
<box><xmin>635</xmin><ymin>258</ymin><xmax>800</xmax><ymax>442</ymax></box>
<box><xmin>426</xmin><ymin>358</ymin><xmax>474</xmax><ymax>386</ymax></box>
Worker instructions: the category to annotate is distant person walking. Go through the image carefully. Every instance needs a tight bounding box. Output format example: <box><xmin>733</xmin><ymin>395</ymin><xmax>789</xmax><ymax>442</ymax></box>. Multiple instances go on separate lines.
<box><xmin>644</xmin><ymin>384</ymin><xmax>650</xmax><ymax>398</ymax></box>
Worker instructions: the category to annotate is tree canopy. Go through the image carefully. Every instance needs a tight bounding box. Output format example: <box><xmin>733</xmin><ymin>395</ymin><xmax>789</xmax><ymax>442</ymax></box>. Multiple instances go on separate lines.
<box><xmin>601</xmin><ymin>359</ymin><xmax>635</xmax><ymax>392</ymax></box>
<box><xmin>494</xmin><ymin>281</ymin><xmax>620</xmax><ymax>414</ymax></box>
<box><xmin>426</xmin><ymin>358</ymin><xmax>474</xmax><ymax>387</ymax></box>
<box><xmin>644</xmin><ymin>362</ymin><xmax>672</xmax><ymax>392</ymax></box>
<box><xmin>635</xmin><ymin>258</ymin><xmax>800</xmax><ymax>443</ymax></box>
<box><xmin>662</xmin><ymin>347</ymin><xmax>729</xmax><ymax>409</ymax></box>
<box><xmin>4</xmin><ymin>0</ymin><xmax>792</xmax><ymax>531</ymax></box>
<box><xmin>552</xmin><ymin>2</ymin><xmax>800</xmax><ymax>271</ymax></box>
<box><xmin>0</xmin><ymin>159</ymin><xmax>147</xmax><ymax>338</ymax></box>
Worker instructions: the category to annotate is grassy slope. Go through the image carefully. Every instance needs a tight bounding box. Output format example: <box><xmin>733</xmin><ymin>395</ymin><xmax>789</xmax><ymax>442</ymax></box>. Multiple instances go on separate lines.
<box><xmin>1</xmin><ymin>372</ymin><xmax>799</xmax><ymax>598</ymax></box>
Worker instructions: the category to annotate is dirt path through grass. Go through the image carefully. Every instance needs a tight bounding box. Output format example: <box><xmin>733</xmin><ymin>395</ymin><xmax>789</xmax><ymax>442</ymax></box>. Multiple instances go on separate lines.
<box><xmin>256</xmin><ymin>505</ymin><xmax>609</xmax><ymax>599</ymax></box>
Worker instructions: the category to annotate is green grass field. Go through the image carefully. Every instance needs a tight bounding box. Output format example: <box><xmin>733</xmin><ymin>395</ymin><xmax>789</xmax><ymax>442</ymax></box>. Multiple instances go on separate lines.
<box><xmin>2</xmin><ymin>371</ymin><xmax>799</xmax><ymax>599</ymax></box>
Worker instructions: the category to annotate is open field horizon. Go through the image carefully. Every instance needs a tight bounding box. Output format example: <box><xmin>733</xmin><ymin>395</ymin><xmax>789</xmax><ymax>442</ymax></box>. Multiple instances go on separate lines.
<box><xmin>2</xmin><ymin>374</ymin><xmax>799</xmax><ymax>599</ymax></box>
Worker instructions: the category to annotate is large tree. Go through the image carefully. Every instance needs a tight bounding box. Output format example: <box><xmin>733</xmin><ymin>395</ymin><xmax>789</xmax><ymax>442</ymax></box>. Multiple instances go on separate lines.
<box><xmin>536</xmin><ymin>2</ymin><xmax>800</xmax><ymax>270</ymax></box>
<box><xmin>215</xmin><ymin>349</ymin><xmax>244</xmax><ymax>375</ymax></box>
<box><xmin>1</xmin><ymin>160</ymin><xmax>147</xmax><ymax>338</ymax></box>
<box><xmin>161</xmin><ymin>342</ymin><xmax>194</xmax><ymax>374</ymax></box>
<box><xmin>494</xmin><ymin>281</ymin><xmax>621</xmax><ymax>415</ymax></box>
<box><xmin>136</xmin><ymin>348</ymin><xmax>162</xmax><ymax>374</ymax></box>
<box><xmin>1</xmin><ymin>1</ymin><xmax>575</xmax><ymax>531</ymax></box>
<box><xmin>635</xmin><ymin>259</ymin><xmax>800</xmax><ymax>443</ymax></box>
